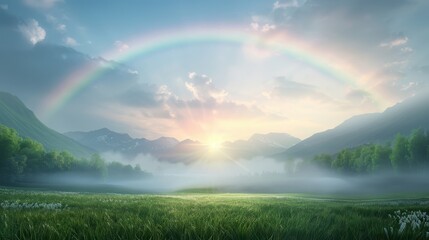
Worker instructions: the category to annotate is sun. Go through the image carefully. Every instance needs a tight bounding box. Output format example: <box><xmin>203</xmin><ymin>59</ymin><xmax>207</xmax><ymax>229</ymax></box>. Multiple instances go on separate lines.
<box><xmin>208</xmin><ymin>141</ymin><xmax>222</xmax><ymax>152</ymax></box>
<box><xmin>206</xmin><ymin>136</ymin><xmax>224</xmax><ymax>153</ymax></box>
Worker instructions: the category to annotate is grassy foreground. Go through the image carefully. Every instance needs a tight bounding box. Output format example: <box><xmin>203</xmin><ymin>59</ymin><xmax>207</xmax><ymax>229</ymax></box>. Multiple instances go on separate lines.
<box><xmin>1</xmin><ymin>188</ymin><xmax>429</xmax><ymax>239</ymax></box>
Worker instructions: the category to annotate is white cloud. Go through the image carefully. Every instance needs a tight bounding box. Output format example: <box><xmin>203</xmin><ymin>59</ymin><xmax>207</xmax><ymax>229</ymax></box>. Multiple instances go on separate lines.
<box><xmin>250</xmin><ymin>21</ymin><xmax>276</xmax><ymax>33</ymax></box>
<box><xmin>401</xmin><ymin>47</ymin><xmax>413</xmax><ymax>53</ymax></box>
<box><xmin>250</xmin><ymin>22</ymin><xmax>259</xmax><ymax>31</ymax></box>
<box><xmin>185</xmin><ymin>72</ymin><xmax>228</xmax><ymax>103</ymax></box>
<box><xmin>114</xmin><ymin>40</ymin><xmax>130</xmax><ymax>52</ymax></box>
<box><xmin>401</xmin><ymin>81</ymin><xmax>418</xmax><ymax>91</ymax></box>
<box><xmin>380</xmin><ymin>36</ymin><xmax>408</xmax><ymax>48</ymax></box>
<box><xmin>56</xmin><ymin>24</ymin><xmax>66</xmax><ymax>32</ymax></box>
<box><xmin>273</xmin><ymin>0</ymin><xmax>300</xmax><ymax>10</ymax></box>
<box><xmin>64</xmin><ymin>37</ymin><xmax>78</xmax><ymax>46</ymax></box>
<box><xmin>261</xmin><ymin>24</ymin><xmax>276</xmax><ymax>32</ymax></box>
<box><xmin>23</xmin><ymin>0</ymin><xmax>62</xmax><ymax>9</ymax></box>
<box><xmin>18</xmin><ymin>19</ymin><xmax>46</xmax><ymax>45</ymax></box>
<box><xmin>0</xmin><ymin>4</ymin><xmax>8</xmax><ymax>10</ymax></box>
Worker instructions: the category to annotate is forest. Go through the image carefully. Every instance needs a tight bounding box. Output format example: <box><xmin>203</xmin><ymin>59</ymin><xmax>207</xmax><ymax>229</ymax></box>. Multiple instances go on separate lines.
<box><xmin>0</xmin><ymin>125</ymin><xmax>149</xmax><ymax>184</ymax></box>
<box><xmin>312</xmin><ymin>128</ymin><xmax>429</xmax><ymax>174</ymax></box>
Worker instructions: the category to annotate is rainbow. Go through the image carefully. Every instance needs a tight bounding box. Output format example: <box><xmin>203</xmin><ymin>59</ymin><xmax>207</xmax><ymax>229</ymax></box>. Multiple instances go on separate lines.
<box><xmin>41</xmin><ymin>26</ymin><xmax>384</xmax><ymax>117</ymax></box>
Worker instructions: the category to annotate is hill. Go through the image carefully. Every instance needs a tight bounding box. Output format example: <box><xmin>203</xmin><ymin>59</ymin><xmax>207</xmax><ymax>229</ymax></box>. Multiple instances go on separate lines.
<box><xmin>282</xmin><ymin>92</ymin><xmax>429</xmax><ymax>160</ymax></box>
<box><xmin>0</xmin><ymin>91</ymin><xmax>94</xmax><ymax>157</ymax></box>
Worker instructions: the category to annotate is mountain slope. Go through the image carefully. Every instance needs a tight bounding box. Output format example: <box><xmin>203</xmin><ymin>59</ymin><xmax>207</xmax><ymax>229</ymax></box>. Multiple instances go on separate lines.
<box><xmin>225</xmin><ymin>133</ymin><xmax>301</xmax><ymax>159</ymax></box>
<box><xmin>282</xmin><ymin>92</ymin><xmax>429</xmax><ymax>160</ymax></box>
<box><xmin>0</xmin><ymin>92</ymin><xmax>94</xmax><ymax>157</ymax></box>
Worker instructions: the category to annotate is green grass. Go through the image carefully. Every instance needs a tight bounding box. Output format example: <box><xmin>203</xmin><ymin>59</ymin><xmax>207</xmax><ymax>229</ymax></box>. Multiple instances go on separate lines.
<box><xmin>1</xmin><ymin>187</ymin><xmax>429</xmax><ymax>240</ymax></box>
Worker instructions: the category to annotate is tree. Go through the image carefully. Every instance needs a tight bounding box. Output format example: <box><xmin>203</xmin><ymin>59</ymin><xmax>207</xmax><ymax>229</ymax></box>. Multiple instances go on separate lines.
<box><xmin>313</xmin><ymin>154</ymin><xmax>333</xmax><ymax>169</ymax></box>
<box><xmin>42</xmin><ymin>151</ymin><xmax>61</xmax><ymax>172</ymax></box>
<box><xmin>59</xmin><ymin>151</ymin><xmax>75</xmax><ymax>171</ymax></box>
<box><xmin>391</xmin><ymin>134</ymin><xmax>409</xmax><ymax>171</ymax></box>
<box><xmin>89</xmin><ymin>154</ymin><xmax>107</xmax><ymax>178</ymax></box>
<box><xmin>356</xmin><ymin>145</ymin><xmax>375</xmax><ymax>173</ymax></box>
<box><xmin>19</xmin><ymin>138</ymin><xmax>44</xmax><ymax>174</ymax></box>
<box><xmin>0</xmin><ymin>125</ymin><xmax>20</xmax><ymax>161</ymax></box>
<box><xmin>332</xmin><ymin>149</ymin><xmax>353</xmax><ymax>173</ymax></box>
<box><xmin>408</xmin><ymin>128</ymin><xmax>427</xmax><ymax>167</ymax></box>
<box><xmin>372</xmin><ymin>144</ymin><xmax>392</xmax><ymax>171</ymax></box>
<box><xmin>0</xmin><ymin>125</ymin><xmax>23</xmax><ymax>182</ymax></box>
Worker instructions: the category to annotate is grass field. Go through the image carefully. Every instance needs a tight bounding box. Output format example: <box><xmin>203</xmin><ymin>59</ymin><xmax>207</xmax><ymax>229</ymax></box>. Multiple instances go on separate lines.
<box><xmin>1</xmin><ymin>187</ymin><xmax>429</xmax><ymax>239</ymax></box>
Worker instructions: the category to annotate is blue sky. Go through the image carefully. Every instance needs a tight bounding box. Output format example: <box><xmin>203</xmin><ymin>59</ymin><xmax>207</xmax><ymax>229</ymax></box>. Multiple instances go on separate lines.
<box><xmin>0</xmin><ymin>0</ymin><xmax>428</xmax><ymax>142</ymax></box>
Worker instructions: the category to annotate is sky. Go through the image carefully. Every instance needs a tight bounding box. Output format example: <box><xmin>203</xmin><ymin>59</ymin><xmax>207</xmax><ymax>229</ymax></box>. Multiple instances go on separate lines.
<box><xmin>0</xmin><ymin>0</ymin><xmax>428</xmax><ymax>143</ymax></box>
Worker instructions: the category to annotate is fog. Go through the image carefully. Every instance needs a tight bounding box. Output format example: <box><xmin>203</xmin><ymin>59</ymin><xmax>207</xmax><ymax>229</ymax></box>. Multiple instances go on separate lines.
<box><xmin>23</xmin><ymin>152</ymin><xmax>429</xmax><ymax>195</ymax></box>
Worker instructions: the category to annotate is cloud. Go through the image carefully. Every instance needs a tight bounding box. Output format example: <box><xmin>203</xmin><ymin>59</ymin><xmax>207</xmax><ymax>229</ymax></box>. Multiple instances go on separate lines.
<box><xmin>265</xmin><ymin>77</ymin><xmax>332</xmax><ymax>102</ymax></box>
<box><xmin>401</xmin><ymin>47</ymin><xmax>413</xmax><ymax>53</ymax></box>
<box><xmin>120</xmin><ymin>84</ymin><xmax>171</xmax><ymax>108</ymax></box>
<box><xmin>380</xmin><ymin>36</ymin><xmax>408</xmax><ymax>48</ymax></box>
<box><xmin>119</xmin><ymin>72</ymin><xmax>264</xmax><ymax>120</ymax></box>
<box><xmin>56</xmin><ymin>23</ymin><xmax>66</xmax><ymax>32</ymax></box>
<box><xmin>273</xmin><ymin>0</ymin><xmax>300</xmax><ymax>10</ymax></box>
<box><xmin>64</xmin><ymin>36</ymin><xmax>78</xmax><ymax>46</ymax></box>
<box><xmin>114</xmin><ymin>40</ymin><xmax>130</xmax><ymax>53</ymax></box>
<box><xmin>261</xmin><ymin>24</ymin><xmax>276</xmax><ymax>32</ymax></box>
<box><xmin>0</xmin><ymin>4</ymin><xmax>8</xmax><ymax>10</ymax></box>
<box><xmin>185</xmin><ymin>72</ymin><xmax>228</xmax><ymax>103</ymax></box>
<box><xmin>254</xmin><ymin>0</ymin><xmax>427</xmax><ymax>105</ymax></box>
<box><xmin>400</xmin><ymin>81</ymin><xmax>418</xmax><ymax>91</ymax></box>
<box><xmin>345</xmin><ymin>89</ymin><xmax>371</xmax><ymax>103</ymax></box>
<box><xmin>249</xmin><ymin>14</ymin><xmax>277</xmax><ymax>34</ymax></box>
<box><xmin>18</xmin><ymin>19</ymin><xmax>46</xmax><ymax>45</ymax></box>
<box><xmin>250</xmin><ymin>22</ymin><xmax>276</xmax><ymax>33</ymax></box>
<box><xmin>23</xmin><ymin>0</ymin><xmax>62</xmax><ymax>9</ymax></box>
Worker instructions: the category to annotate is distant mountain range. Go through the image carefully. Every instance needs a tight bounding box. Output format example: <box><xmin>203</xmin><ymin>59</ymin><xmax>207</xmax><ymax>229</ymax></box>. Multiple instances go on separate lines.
<box><xmin>65</xmin><ymin>128</ymin><xmax>301</xmax><ymax>162</ymax></box>
<box><xmin>0</xmin><ymin>92</ymin><xmax>94</xmax><ymax>157</ymax></box>
<box><xmin>65</xmin><ymin>128</ymin><xmax>180</xmax><ymax>157</ymax></box>
<box><xmin>281</xmin><ymin>92</ymin><xmax>429</xmax><ymax>160</ymax></box>
<box><xmin>4</xmin><ymin>89</ymin><xmax>428</xmax><ymax>164</ymax></box>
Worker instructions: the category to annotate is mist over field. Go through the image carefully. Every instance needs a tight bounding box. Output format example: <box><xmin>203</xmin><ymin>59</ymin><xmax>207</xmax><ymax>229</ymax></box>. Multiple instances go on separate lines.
<box><xmin>20</xmin><ymin>149</ymin><xmax>428</xmax><ymax>195</ymax></box>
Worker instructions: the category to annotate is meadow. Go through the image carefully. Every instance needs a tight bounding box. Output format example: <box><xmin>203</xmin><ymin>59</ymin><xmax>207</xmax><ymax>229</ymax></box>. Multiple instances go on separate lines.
<box><xmin>1</xmin><ymin>187</ymin><xmax>429</xmax><ymax>240</ymax></box>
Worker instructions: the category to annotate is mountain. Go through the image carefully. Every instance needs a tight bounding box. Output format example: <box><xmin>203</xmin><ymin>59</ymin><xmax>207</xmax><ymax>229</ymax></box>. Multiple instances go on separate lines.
<box><xmin>157</xmin><ymin>139</ymin><xmax>205</xmax><ymax>164</ymax></box>
<box><xmin>67</xmin><ymin>128</ymin><xmax>300</xmax><ymax>162</ymax></box>
<box><xmin>65</xmin><ymin>128</ymin><xmax>180</xmax><ymax>157</ymax></box>
<box><xmin>282</xmin><ymin>92</ymin><xmax>429</xmax><ymax>160</ymax></box>
<box><xmin>0</xmin><ymin>92</ymin><xmax>94</xmax><ymax>157</ymax></box>
<box><xmin>225</xmin><ymin>133</ymin><xmax>301</xmax><ymax>159</ymax></box>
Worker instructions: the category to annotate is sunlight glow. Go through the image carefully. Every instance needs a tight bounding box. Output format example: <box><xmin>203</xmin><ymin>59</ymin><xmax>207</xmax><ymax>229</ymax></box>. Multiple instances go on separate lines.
<box><xmin>206</xmin><ymin>136</ymin><xmax>224</xmax><ymax>153</ymax></box>
<box><xmin>208</xmin><ymin>141</ymin><xmax>222</xmax><ymax>152</ymax></box>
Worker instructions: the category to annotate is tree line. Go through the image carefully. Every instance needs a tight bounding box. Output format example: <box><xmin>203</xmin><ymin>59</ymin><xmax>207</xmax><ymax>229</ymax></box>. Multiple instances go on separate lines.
<box><xmin>312</xmin><ymin>128</ymin><xmax>429</xmax><ymax>174</ymax></box>
<box><xmin>0</xmin><ymin>125</ymin><xmax>149</xmax><ymax>184</ymax></box>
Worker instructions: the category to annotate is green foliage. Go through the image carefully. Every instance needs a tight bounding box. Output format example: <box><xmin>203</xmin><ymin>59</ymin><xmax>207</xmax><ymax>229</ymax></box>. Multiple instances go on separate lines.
<box><xmin>408</xmin><ymin>128</ymin><xmax>427</xmax><ymax>166</ymax></box>
<box><xmin>0</xmin><ymin>125</ymin><xmax>23</xmax><ymax>182</ymax></box>
<box><xmin>0</xmin><ymin>125</ymin><xmax>148</xmax><ymax>184</ymax></box>
<box><xmin>332</xmin><ymin>149</ymin><xmax>354</xmax><ymax>173</ymax></box>
<box><xmin>312</xmin><ymin>154</ymin><xmax>333</xmax><ymax>168</ymax></box>
<box><xmin>372</xmin><ymin>144</ymin><xmax>391</xmax><ymax>172</ymax></box>
<box><xmin>89</xmin><ymin>154</ymin><xmax>107</xmax><ymax>178</ymax></box>
<box><xmin>314</xmin><ymin>128</ymin><xmax>429</xmax><ymax>174</ymax></box>
<box><xmin>0</xmin><ymin>125</ymin><xmax>20</xmax><ymax>159</ymax></box>
<box><xmin>391</xmin><ymin>134</ymin><xmax>409</xmax><ymax>170</ymax></box>
<box><xmin>107</xmin><ymin>162</ymin><xmax>148</xmax><ymax>180</ymax></box>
